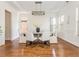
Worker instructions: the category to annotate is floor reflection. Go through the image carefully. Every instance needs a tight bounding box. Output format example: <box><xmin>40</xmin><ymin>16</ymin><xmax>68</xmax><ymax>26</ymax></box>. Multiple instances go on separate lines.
<box><xmin>0</xmin><ymin>38</ymin><xmax>79</xmax><ymax>57</ymax></box>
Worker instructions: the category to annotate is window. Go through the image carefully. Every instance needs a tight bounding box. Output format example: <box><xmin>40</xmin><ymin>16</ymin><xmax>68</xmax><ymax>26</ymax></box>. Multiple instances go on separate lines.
<box><xmin>58</xmin><ymin>15</ymin><xmax>64</xmax><ymax>32</ymax></box>
<box><xmin>50</xmin><ymin>17</ymin><xmax>56</xmax><ymax>33</ymax></box>
<box><xmin>53</xmin><ymin>17</ymin><xmax>56</xmax><ymax>25</ymax></box>
<box><xmin>53</xmin><ymin>17</ymin><xmax>56</xmax><ymax>33</ymax></box>
<box><xmin>76</xmin><ymin>8</ymin><xmax>78</xmax><ymax>35</ymax></box>
<box><xmin>60</xmin><ymin>15</ymin><xmax>64</xmax><ymax>24</ymax></box>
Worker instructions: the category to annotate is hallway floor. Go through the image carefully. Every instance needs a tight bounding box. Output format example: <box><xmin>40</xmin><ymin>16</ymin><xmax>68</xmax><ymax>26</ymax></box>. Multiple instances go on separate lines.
<box><xmin>0</xmin><ymin>38</ymin><xmax>79</xmax><ymax>57</ymax></box>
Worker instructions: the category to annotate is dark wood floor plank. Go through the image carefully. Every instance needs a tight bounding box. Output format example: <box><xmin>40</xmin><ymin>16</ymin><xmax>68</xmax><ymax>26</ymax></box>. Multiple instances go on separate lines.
<box><xmin>0</xmin><ymin>38</ymin><xmax>79</xmax><ymax>57</ymax></box>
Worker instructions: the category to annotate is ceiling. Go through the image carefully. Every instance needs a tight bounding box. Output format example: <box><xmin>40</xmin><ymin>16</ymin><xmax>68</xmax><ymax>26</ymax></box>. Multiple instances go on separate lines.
<box><xmin>7</xmin><ymin>1</ymin><xmax>67</xmax><ymax>13</ymax></box>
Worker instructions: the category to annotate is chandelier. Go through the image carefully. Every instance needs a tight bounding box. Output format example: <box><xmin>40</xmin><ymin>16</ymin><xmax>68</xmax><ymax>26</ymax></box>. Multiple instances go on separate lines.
<box><xmin>32</xmin><ymin>1</ymin><xmax>45</xmax><ymax>16</ymax></box>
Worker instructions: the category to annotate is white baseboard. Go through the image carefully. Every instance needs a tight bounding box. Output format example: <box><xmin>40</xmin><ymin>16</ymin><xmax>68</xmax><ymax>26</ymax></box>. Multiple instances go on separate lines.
<box><xmin>59</xmin><ymin>36</ymin><xmax>79</xmax><ymax>47</ymax></box>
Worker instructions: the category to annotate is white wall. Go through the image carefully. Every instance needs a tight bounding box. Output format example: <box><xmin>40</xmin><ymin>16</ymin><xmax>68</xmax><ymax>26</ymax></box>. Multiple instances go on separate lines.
<box><xmin>0</xmin><ymin>2</ymin><xmax>19</xmax><ymax>46</ymax></box>
<box><xmin>19</xmin><ymin>12</ymin><xmax>50</xmax><ymax>39</ymax></box>
<box><xmin>29</xmin><ymin>15</ymin><xmax>50</xmax><ymax>32</ymax></box>
<box><xmin>57</xmin><ymin>2</ymin><xmax>79</xmax><ymax>47</ymax></box>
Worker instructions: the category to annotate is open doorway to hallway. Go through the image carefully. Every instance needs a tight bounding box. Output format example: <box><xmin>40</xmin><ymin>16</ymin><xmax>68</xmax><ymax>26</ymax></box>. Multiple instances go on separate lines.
<box><xmin>5</xmin><ymin>10</ymin><xmax>12</xmax><ymax>44</ymax></box>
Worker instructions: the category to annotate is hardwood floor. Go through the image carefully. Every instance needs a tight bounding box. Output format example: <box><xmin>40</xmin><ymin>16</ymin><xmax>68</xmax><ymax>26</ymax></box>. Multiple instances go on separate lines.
<box><xmin>0</xmin><ymin>38</ymin><xmax>79</xmax><ymax>57</ymax></box>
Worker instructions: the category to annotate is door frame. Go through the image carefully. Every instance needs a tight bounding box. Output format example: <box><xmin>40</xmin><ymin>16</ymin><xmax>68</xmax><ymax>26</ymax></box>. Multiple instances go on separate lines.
<box><xmin>5</xmin><ymin>9</ymin><xmax>12</xmax><ymax>41</ymax></box>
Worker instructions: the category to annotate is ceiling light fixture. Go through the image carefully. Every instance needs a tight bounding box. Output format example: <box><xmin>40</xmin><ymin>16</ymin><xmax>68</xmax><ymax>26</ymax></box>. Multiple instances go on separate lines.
<box><xmin>32</xmin><ymin>1</ymin><xmax>45</xmax><ymax>16</ymax></box>
<box><xmin>35</xmin><ymin>1</ymin><xmax>42</xmax><ymax>4</ymax></box>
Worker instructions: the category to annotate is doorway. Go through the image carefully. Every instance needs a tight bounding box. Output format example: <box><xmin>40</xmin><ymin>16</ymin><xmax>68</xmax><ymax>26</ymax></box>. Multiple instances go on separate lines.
<box><xmin>5</xmin><ymin>10</ymin><xmax>11</xmax><ymax>43</ymax></box>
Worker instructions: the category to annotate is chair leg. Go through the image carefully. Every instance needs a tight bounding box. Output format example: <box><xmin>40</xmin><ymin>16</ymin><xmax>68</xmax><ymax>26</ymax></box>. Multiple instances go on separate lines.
<box><xmin>26</xmin><ymin>41</ymin><xmax>32</xmax><ymax>47</ymax></box>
